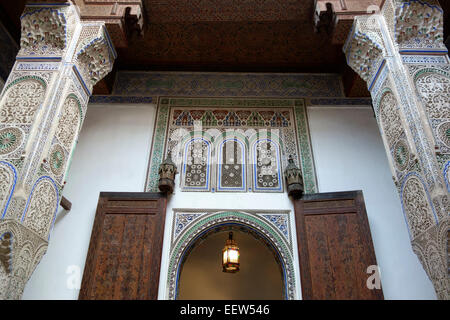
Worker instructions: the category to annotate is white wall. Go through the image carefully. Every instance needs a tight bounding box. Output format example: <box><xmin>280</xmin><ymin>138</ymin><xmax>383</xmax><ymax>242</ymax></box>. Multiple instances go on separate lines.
<box><xmin>307</xmin><ymin>106</ymin><xmax>436</xmax><ymax>299</ymax></box>
<box><xmin>22</xmin><ymin>103</ymin><xmax>157</xmax><ymax>300</ymax></box>
<box><xmin>22</xmin><ymin>103</ymin><xmax>436</xmax><ymax>300</ymax></box>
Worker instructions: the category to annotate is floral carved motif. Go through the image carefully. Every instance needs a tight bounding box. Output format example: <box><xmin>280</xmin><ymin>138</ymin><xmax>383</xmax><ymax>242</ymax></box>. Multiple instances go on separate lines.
<box><xmin>0</xmin><ymin>163</ymin><xmax>16</xmax><ymax>218</ymax></box>
<box><xmin>0</xmin><ymin>79</ymin><xmax>46</xmax><ymax>125</ymax></box>
<box><xmin>56</xmin><ymin>95</ymin><xmax>81</xmax><ymax>150</ymax></box>
<box><xmin>0</xmin><ymin>128</ymin><xmax>24</xmax><ymax>156</ymax></box>
<box><xmin>415</xmin><ymin>72</ymin><xmax>450</xmax><ymax>152</ymax></box>
<box><xmin>49</xmin><ymin>144</ymin><xmax>65</xmax><ymax>177</ymax></box>
<box><xmin>380</xmin><ymin>92</ymin><xmax>403</xmax><ymax>146</ymax></box>
<box><xmin>22</xmin><ymin>179</ymin><xmax>58</xmax><ymax>239</ymax></box>
<box><xmin>402</xmin><ymin>175</ymin><xmax>436</xmax><ymax>239</ymax></box>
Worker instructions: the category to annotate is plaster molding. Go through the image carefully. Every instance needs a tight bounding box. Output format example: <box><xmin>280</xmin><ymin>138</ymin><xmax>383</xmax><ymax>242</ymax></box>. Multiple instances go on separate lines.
<box><xmin>383</xmin><ymin>0</ymin><xmax>445</xmax><ymax>51</ymax></box>
<box><xmin>343</xmin><ymin>16</ymin><xmax>385</xmax><ymax>84</ymax></box>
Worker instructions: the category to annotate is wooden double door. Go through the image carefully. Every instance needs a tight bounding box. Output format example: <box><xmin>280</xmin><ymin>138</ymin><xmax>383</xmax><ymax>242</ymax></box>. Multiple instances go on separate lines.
<box><xmin>79</xmin><ymin>190</ymin><xmax>383</xmax><ymax>299</ymax></box>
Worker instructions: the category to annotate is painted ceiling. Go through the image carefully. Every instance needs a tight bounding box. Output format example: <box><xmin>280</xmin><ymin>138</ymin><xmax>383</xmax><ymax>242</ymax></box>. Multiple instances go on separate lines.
<box><xmin>0</xmin><ymin>0</ymin><xmax>449</xmax><ymax>96</ymax></box>
<box><xmin>119</xmin><ymin>0</ymin><xmax>345</xmax><ymax>73</ymax></box>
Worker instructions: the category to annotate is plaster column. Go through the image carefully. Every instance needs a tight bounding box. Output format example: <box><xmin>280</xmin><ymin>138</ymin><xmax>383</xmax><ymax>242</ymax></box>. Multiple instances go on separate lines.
<box><xmin>0</xmin><ymin>2</ymin><xmax>115</xmax><ymax>299</ymax></box>
<box><xmin>344</xmin><ymin>0</ymin><xmax>449</xmax><ymax>299</ymax></box>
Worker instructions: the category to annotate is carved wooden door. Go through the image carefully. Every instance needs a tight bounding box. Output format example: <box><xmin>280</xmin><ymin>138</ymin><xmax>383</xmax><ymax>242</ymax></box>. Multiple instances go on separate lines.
<box><xmin>294</xmin><ymin>191</ymin><xmax>384</xmax><ymax>300</ymax></box>
<box><xmin>79</xmin><ymin>192</ymin><xmax>167</xmax><ymax>300</ymax></box>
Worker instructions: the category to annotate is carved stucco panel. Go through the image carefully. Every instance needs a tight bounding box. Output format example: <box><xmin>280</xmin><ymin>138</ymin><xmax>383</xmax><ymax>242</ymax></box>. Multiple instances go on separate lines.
<box><xmin>22</xmin><ymin>178</ymin><xmax>58</xmax><ymax>239</ymax></box>
<box><xmin>401</xmin><ymin>174</ymin><xmax>437</xmax><ymax>239</ymax></box>
<box><xmin>414</xmin><ymin>70</ymin><xmax>450</xmax><ymax>153</ymax></box>
<box><xmin>19</xmin><ymin>5</ymin><xmax>77</xmax><ymax>57</ymax></box>
<box><xmin>0</xmin><ymin>78</ymin><xmax>46</xmax><ymax>125</ymax></box>
<box><xmin>0</xmin><ymin>162</ymin><xmax>17</xmax><ymax>219</ymax></box>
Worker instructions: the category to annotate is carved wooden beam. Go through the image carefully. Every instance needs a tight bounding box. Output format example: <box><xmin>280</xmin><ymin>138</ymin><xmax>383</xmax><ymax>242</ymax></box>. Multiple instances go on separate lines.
<box><xmin>74</xmin><ymin>0</ymin><xmax>144</xmax><ymax>49</ymax></box>
<box><xmin>314</xmin><ymin>0</ymin><xmax>385</xmax><ymax>44</ymax></box>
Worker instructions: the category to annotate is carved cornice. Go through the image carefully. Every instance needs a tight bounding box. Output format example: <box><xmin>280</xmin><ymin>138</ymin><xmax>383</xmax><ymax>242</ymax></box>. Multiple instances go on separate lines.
<box><xmin>18</xmin><ymin>3</ymin><xmax>78</xmax><ymax>58</ymax></box>
<box><xmin>343</xmin><ymin>16</ymin><xmax>385</xmax><ymax>85</ymax></box>
<box><xmin>73</xmin><ymin>23</ymin><xmax>116</xmax><ymax>93</ymax></box>
<box><xmin>382</xmin><ymin>0</ymin><xmax>445</xmax><ymax>50</ymax></box>
<box><xmin>314</xmin><ymin>0</ymin><xmax>385</xmax><ymax>45</ymax></box>
<box><xmin>75</xmin><ymin>0</ymin><xmax>144</xmax><ymax>48</ymax></box>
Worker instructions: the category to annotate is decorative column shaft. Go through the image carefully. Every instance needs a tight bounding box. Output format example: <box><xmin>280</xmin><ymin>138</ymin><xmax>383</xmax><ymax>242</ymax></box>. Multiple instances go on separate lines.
<box><xmin>344</xmin><ymin>0</ymin><xmax>449</xmax><ymax>299</ymax></box>
<box><xmin>0</xmin><ymin>2</ymin><xmax>115</xmax><ymax>299</ymax></box>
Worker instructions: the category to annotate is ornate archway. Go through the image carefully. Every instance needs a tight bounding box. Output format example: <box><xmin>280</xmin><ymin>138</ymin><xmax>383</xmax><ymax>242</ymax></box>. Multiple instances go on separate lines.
<box><xmin>166</xmin><ymin>210</ymin><xmax>297</xmax><ymax>300</ymax></box>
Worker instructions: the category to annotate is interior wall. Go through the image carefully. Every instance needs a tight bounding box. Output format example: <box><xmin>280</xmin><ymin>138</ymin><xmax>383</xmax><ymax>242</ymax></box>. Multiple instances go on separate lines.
<box><xmin>307</xmin><ymin>106</ymin><xmax>437</xmax><ymax>300</ymax></box>
<box><xmin>178</xmin><ymin>230</ymin><xmax>284</xmax><ymax>300</ymax></box>
<box><xmin>21</xmin><ymin>102</ymin><xmax>437</xmax><ymax>300</ymax></box>
<box><xmin>22</xmin><ymin>103</ymin><xmax>157</xmax><ymax>300</ymax></box>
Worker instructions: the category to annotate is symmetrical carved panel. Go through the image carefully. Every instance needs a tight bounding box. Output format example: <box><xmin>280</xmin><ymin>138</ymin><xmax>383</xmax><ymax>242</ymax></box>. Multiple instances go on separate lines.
<box><xmin>401</xmin><ymin>174</ymin><xmax>437</xmax><ymax>239</ymax></box>
<box><xmin>181</xmin><ymin>138</ymin><xmax>211</xmax><ymax>191</ymax></box>
<box><xmin>147</xmin><ymin>98</ymin><xmax>317</xmax><ymax>194</ymax></box>
<box><xmin>378</xmin><ymin>90</ymin><xmax>413</xmax><ymax>179</ymax></box>
<box><xmin>414</xmin><ymin>69</ymin><xmax>450</xmax><ymax>154</ymax></box>
<box><xmin>253</xmin><ymin>139</ymin><xmax>282</xmax><ymax>192</ymax></box>
<box><xmin>218</xmin><ymin>139</ymin><xmax>246</xmax><ymax>192</ymax></box>
<box><xmin>0</xmin><ymin>78</ymin><xmax>46</xmax><ymax>125</ymax></box>
<box><xmin>0</xmin><ymin>77</ymin><xmax>47</xmax><ymax>160</ymax></box>
<box><xmin>22</xmin><ymin>177</ymin><xmax>59</xmax><ymax>239</ymax></box>
<box><xmin>0</xmin><ymin>162</ymin><xmax>16</xmax><ymax>219</ymax></box>
<box><xmin>55</xmin><ymin>95</ymin><xmax>81</xmax><ymax>150</ymax></box>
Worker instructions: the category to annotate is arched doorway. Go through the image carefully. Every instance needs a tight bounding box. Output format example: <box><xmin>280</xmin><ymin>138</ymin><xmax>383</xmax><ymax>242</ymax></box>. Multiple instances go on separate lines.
<box><xmin>178</xmin><ymin>228</ymin><xmax>283</xmax><ymax>299</ymax></box>
<box><xmin>166</xmin><ymin>211</ymin><xmax>297</xmax><ymax>300</ymax></box>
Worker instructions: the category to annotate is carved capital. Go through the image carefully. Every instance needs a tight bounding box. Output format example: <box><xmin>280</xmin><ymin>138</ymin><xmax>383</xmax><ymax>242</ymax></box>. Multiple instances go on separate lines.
<box><xmin>73</xmin><ymin>23</ymin><xmax>116</xmax><ymax>92</ymax></box>
<box><xmin>382</xmin><ymin>0</ymin><xmax>445</xmax><ymax>50</ymax></box>
<box><xmin>18</xmin><ymin>3</ymin><xmax>79</xmax><ymax>58</ymax></box>
<box><xmin>343</xmin><ymin>16</ymin><xmax>385</xmax><ymax>84</ymax></box>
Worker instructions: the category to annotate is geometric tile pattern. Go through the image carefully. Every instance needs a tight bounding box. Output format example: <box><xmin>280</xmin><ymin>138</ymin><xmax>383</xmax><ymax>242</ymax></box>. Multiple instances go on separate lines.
<box><xmin>145</xmin><ymin>97</ymin><xmax>318</xmax><ymax>194</ymax></box>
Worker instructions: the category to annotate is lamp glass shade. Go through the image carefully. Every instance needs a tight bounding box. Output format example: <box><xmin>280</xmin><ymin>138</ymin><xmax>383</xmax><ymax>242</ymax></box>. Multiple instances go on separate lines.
<box><xmin>222</xmin><ymin>232</ymin><xmax>240</xmax><ymax>273</ymax></box>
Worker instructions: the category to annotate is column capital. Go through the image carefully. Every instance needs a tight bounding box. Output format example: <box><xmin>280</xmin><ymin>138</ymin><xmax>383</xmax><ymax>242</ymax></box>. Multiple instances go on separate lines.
<box><xmin>17</xmin><ymin>2</ymin><xmax>116</xmax><ymax>94</ymax></box>
<box><xmin>343</xmin><ymin>16</ymin><xmax>385</xmax><ymax>84</ymax></box>
<box><xmin>73</xmin><ymin>23</ymin><xmax>116</xmax><ymax>93</ymax></box>
<box><xmin>18</xmin><ymin>2</ymin><xmax>80</xmax><ymax>58</ymax></box>
<box><xmin>382</xmin><ymin>0</ymin><xmax>445</xmax><ymax>51</ymax></box>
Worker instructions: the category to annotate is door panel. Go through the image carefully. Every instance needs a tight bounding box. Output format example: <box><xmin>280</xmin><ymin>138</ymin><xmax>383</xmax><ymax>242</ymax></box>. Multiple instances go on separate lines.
<box><xmin>294</xmin><ymin>191</ymin><xmax>383</xmax><ymax>300</ymax></box>
<box><xmin>79</xmin><ymin>192</ymin><xmax>167</xmax><ymax>300</ymax></box>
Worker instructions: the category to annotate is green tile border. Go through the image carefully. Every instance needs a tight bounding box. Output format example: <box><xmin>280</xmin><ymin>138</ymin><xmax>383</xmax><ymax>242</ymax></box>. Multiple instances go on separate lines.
<box><xmin>145</xmin><ymin>97</ymin><xmax>318</xmax><ymax>193</ymax></box>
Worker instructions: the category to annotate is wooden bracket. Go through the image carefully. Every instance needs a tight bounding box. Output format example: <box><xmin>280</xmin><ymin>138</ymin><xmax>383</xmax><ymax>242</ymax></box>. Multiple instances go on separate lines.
<box><xmin>60</xmin><ymin>196</ymin><xmax>72</xmax><ymax>211</ymax></box>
